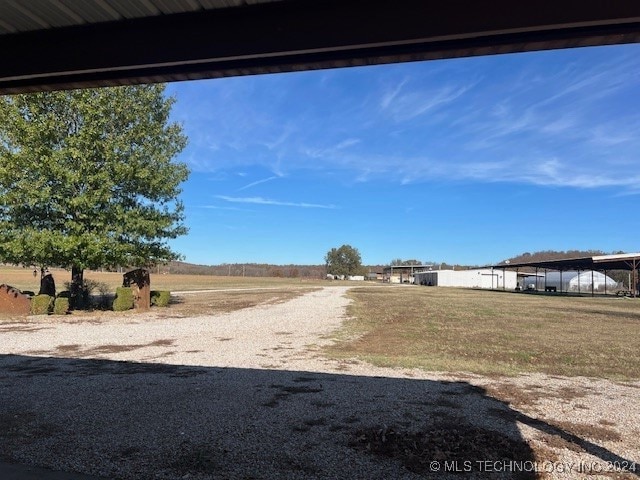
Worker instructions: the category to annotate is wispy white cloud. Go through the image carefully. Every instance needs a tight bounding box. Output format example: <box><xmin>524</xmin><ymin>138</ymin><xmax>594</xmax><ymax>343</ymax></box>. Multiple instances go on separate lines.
<box><xmin>443</xmin><ymin>157</ymin><xmax>640</xmax><ymax>189</ymax></box>
<box><xmin>335</xmin><ymin>138</ymin><xmax>361</xmax><ymax>150</ymax></box>
<box><xmin>539</xmin><ymin>115</ymin><xmax>577</xmax><ymax>135</ymax></box>
<box><xmin>237</xmin><ymin>175</ymin><xmax>282</xmax><ymax>191</ymax></box>
<box><xmin>261</xmin><ymin>125</ymin><xmax>296</xmax><ymax>150</ymax></box>
<box><xmin>308</xmin><ymin>148</ymin><xmax>640</xmax><ymax>191</ymax></box>
<box><xmin>200</xmin><ymin>205</ymin><xmax>249</xmax><ymax>211</ymax></box>
<box><xmin>459</xmin><ymin>54</ymin><xmax>640</xmax><ymax>150</ymax></box>
<box><xmin>382</xmin><ymin>83</ymin><xmax>475</xmax><ymax>122</ymax></box>
<box><xmin>588</xmin><ymin>120</ymin><xmax>640</xmax><ymax>147</ymax></box>
<box><xmin>173</xmin><ymin>49</ymin><xmax>640</xmax><ymax>193</ymax></box>
<box><xmin>216</xmin><ymin>195</ymin><xmax>337</xmax><ymax>209</ymax></box>
<box><xmin>301</xmin><ymin>138</ymin><xmax>361</xmax><ymax>159</ymax></box>
<box><xmin>380</xmin><ymin>78</ymin><xmax>408</xmax><ymax>109</ymax></box>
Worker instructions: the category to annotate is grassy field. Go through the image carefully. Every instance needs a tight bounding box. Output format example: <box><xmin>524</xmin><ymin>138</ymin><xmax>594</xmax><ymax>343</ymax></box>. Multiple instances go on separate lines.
<box><xmin>327</xmin><ymin>286</ymin><xmax>640</xmax><ymax>380</ymax></box>
<box><xmin>3</xmin><ymin>265</ymin><xmax>638</xmax><ymax>380</ymax></box>
<box><xmin>0</xmin><ymin>266</ymin><xmax>334</xmax><ymax>292</ymax></box>
<box><xmin>0</xmin><ymin>266</ymin><xmax>343</xmax><ymax>321</ymax></box>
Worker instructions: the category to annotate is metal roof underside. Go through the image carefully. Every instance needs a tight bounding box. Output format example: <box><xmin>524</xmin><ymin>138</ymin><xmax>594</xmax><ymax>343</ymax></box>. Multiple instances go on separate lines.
<box><xmin>1</xmin><ymin>0</ymin><xmax>640</xmax><ymax>94</ymax></box>
<box><xmin>489</xmin><ymin>254</ymin><xmax>640</xmax><ymax>272</ymax></box>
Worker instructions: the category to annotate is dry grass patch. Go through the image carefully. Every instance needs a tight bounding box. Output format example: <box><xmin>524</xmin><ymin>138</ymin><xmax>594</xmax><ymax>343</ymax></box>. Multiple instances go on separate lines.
<box><xmin>486</xmin><ymin>383</ymin><xmax>591</xmax><ymax>408</ymax></box>
<box><xmin>0</xmin><ymin>267</ymin><xmax>347</xmax><ymax>322</ymax></box>
<box><xmin>0</xmin><ymin>266</ymin><xmax>333</xmax><ymax>293</ymax></box>
<box><xmin>327</xmin><ymin>286</ymin><xmax>640</xmax><ymax>380</ymax></box>
<box><xmin>48</xmin><ymin>339</ymin><xmax>176</xmax><ymax>357</ymax></box>
<box><xmin>0</xmin><ymin>324</ymin><xmax>50</xmax><ymax>332</ymax></box>
<box><xmin>2</xmin><ymin>287</ymin><xmax>318</xmax><ymax>323</ymax></box>
<box><xmin>168</xmin><ymin>287</ymin><xmax>319</xmax><ymax>317</ymax></box>
<box><xmin>553</xmin><ymin>420</ymin><xmax>621</xmax><ymax>443</ymax></box>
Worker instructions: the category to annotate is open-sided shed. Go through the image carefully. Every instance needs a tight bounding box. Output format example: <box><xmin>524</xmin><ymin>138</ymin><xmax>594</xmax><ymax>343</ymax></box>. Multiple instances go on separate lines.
<box><xmin>488</xmin><ymin>253</ymin><xmax>640</xmax><ymax>296</ymax></box>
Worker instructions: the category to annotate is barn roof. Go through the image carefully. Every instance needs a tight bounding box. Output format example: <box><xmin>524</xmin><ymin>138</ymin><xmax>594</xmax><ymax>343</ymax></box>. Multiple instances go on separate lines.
<box><xmin>488</xmin><ymin>253</ymin><xmax>640</xmax><ymax>272</ymax></box>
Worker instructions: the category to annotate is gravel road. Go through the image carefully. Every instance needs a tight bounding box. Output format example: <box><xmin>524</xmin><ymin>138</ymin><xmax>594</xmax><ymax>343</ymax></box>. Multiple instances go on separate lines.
<box><xmin>0</xmin><ymin>286</ymin><xmax>638</xmax><ymax>479</ymax></box>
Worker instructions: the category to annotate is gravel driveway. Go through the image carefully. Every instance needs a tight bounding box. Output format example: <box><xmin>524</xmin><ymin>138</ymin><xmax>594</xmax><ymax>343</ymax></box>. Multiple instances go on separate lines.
<box><xmin>0</xmin><ymin>286</ymin><xmax>638</xmax><ymax>479</ymax></box>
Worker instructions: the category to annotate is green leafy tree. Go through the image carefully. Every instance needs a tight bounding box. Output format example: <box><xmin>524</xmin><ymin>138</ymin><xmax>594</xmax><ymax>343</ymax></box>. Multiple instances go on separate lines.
<box><xmin>325</xmin><ymin>244</ymin><xmax>364</xmax><ymax>277</ymax></box>
<box><xmin>0</xmin><ymin>85</ymin><xmax>189</xmax><ymax>307</ymax></box>
<box><xmin>390</xmin><ymin>258</ymin><xmax>423</xmax><ymax>266</ymax></box>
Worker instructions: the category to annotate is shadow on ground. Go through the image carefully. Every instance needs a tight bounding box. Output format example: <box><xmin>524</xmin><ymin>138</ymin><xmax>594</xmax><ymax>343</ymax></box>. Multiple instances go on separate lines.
<box><xmin>0</xmin><ymin>354</ymin><xmax>636</xmax><ymax>479</ymax></box>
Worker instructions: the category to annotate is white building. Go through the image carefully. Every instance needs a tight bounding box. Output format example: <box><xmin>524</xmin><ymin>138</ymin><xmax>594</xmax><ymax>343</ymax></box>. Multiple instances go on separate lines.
<box><xmin>414</xmin><ymin>269</ymin><xmax>518</xmax><ymax>290</ymax></box>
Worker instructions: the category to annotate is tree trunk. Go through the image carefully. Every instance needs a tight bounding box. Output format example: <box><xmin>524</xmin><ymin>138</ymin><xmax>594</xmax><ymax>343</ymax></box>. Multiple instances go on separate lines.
<box><xmin>70</xmin><ymin>265</ymin><xmax>84</xmax><ymax>310</ymax></box>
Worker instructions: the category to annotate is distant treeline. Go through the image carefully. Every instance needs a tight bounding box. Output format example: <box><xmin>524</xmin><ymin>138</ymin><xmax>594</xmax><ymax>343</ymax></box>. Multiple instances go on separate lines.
<box><xmin>162</xmin><ymin>250</ymin><xmax>624</xmax><ymax>278</ymax></box>
<box><xmin>504</xmin><ymin>249</ymin><xmax>617</xmax><ymax>264</ymax></box>
<box><xmin>162</xmin><ymin>261</ymin><xmax>387</xmax><ymax>279</ymax></box>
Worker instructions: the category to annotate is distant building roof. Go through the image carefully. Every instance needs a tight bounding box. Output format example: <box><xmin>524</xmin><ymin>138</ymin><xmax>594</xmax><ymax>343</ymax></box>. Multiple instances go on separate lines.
<box><xmin>383</xmin><ymin>265</ymin><xmax>433</xmax><ymax>273</ymax></box>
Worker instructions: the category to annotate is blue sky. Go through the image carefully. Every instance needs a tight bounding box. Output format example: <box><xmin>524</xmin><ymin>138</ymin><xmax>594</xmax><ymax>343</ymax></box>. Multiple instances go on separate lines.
<box><xmin>165</xmin><ymin>43</ymin><xmax>640</xmax><ymax>266</ymax></box>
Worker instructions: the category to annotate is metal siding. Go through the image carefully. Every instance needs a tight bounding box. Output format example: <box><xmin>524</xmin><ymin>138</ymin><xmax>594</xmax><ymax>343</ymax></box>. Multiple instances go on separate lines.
<box><xmin>107</xmin><ymin>0</ymin><xmax>162</xmax><ymax>19</ymax></box>
<box><xmin>0</xmin><ymin>0</ymin><xmax>280</xmax><ymax>34</ymax></box>
<box><xmin>11</xmin><ymin>0</ymin><xmax>68</xmax><ymax>28</ymax></box>
<box><xmin>67</xmin><ymin>0</ymin><xmax>120</xmax><ymax>25</ymax></box>
<box><xmin>47</xmin><ymin>1</ymin><xmax>85</xmax><ymax>24</ymax></box>
<box><xmin>0</xmin><ymin>17</ymin><xmax>17</xmax><ymax>35</ymax></box>
<box><xmin>0</xmin><ymin>3</ymin><xmax>50</xmax><ymax>33</ymax></box>
<box><xmin>151</xmin><ymin>0</ymin><xmax>199</xmax><ymax>14</ymax></box>
<box><xmin>416</xmin><ymin>269</ymin><xmax>518</xmax><ymax>290</ymax></box>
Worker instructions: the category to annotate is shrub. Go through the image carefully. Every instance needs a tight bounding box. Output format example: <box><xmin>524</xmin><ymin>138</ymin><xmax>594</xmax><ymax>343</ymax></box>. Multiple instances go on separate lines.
<box><xmin>113</xmin><ymin>287</ymin><xmax>134</xmax><ymax>311</ymax></box>
<box><xmin>53</xmin><ymin>297</ymin><xmax>70</xmax><ymax>315</ymax></box>
<box><xmin>94</xmin><ymin>292</ymin><xmax>114</xmax><ymax>310</ymax></box>
<box><xmin>95</xmin><ymin>281</ymin><xmax>111</xmax><ymax>297</ymax></box>
<box><xmin>62</xmin><ymin>279</ymin><xmax>110</xmax><ymax>309</ymax></box>
<box><xmin>90</xmin><ymin>282</ymin><xmax>112</xmax><ymax>310</ymax></box>
<box><xmin>151</xmin><ymin>290</ymin><xmax>171</xmax><ymax>307</ymax></box>
<box><xmin>31</xmin><ymin>294</ymin><xmax>53</xmax><ymax>315</ymax></box>
<box><xmin>84</xmin><ymin>279</ymin><xmax>110</xmax><ymax>301</ymax></box>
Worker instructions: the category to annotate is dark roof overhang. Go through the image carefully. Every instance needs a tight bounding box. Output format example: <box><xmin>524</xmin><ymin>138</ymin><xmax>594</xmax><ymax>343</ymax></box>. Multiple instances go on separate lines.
<box><xmin>1</xmin><ymin>0</ymin><xmax>640</xmax><ymax>94</ymax></box>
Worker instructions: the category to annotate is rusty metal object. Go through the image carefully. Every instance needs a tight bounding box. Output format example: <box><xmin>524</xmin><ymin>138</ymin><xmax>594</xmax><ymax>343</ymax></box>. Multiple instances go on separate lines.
<box><xmin>123</xmin><ymin>269</ymin><xmax>151</xmax><ymax>310</ymax></box>
<box><xmin>0</xmin><ymin>284</ymin><xmax>31</xmax><ymax>315</ymax></box>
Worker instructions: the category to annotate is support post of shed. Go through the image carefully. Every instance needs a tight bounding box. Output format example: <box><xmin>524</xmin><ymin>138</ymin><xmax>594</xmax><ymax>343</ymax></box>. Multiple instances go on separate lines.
<box><xmin>591</xmin><ymin>270</ymin><xmax>594</xmax><ymax>297</ymax></box>
<box><xmin>560</xmin><ymin>270</ymin><xmax>563</xmax><ymax>293</ymax></box>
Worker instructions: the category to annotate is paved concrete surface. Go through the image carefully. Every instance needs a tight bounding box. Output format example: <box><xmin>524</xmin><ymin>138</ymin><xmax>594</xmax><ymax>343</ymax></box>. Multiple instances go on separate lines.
<box><xmin>0</xmin><ymin>462</ymin><xmax>110</xmax><ymax>480</ymax></box>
